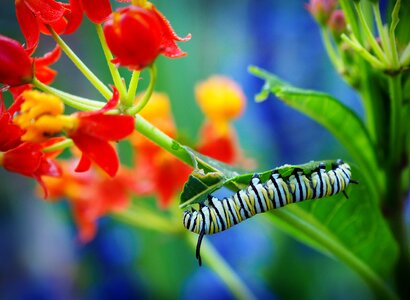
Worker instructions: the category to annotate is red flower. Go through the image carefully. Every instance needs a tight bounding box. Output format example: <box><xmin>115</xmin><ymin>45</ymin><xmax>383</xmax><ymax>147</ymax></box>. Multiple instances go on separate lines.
<box><xmin>80</xmin><ymin>0</ymin><xmax>112</xmax><ymax>24</ymax></box>
<box><xmin>0</xmin><ymin>96</ymin><xmax>61</xmax><ymax>196</ymax></box>
<box><xmin>0</xmin><ymin>35</ymin><xmax>33</xmax><ymax>86</ymax></box>
<box><xmin>68</xmin><ymin>88</ymin><xmax>135</xmax><ymax>177</ymax></box>
<box><xmin>15</xmin><ymin>0</ymin><xmax>83</xmax><ymax>54</ymax></box>
<box><xmin>103</xmin><ymin>5</ymin><xmax>191</xmax><ymax>70</ymax></box>
<box><xmin>0</xmin><ymin>34</ymin><xmax>61</xmax><ymax>92</ymax></box>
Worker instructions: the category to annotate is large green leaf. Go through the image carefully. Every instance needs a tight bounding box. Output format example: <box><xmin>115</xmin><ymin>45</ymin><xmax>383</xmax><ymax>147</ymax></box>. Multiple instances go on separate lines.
<box><xmin>265</xmin><ymin>165</ymin><xmax>398</xmax><ymax>299</ymax></box>
<box><xmin>249</xmin><ymin>66</ymin><xmax>383</xmax><ymax>202</ymax></box>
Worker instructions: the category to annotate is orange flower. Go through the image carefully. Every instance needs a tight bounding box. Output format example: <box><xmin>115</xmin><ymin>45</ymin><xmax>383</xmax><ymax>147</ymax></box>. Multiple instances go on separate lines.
<box><xmin>43</xmin><ymin>160</ymin><xmax>133</xmax><ymax>242</ymax></box>
<box><xmin>195</xmin><ymin>75</ymin><xmax>246</xmax><ymax>164</ymax></box>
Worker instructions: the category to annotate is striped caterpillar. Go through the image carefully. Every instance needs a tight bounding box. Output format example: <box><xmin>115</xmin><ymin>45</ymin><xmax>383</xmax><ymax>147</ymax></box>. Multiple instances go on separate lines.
<box><xmin>183</xmin><ymin>159</ymin><xmax>357</xmax><ymax>265</ymax></box>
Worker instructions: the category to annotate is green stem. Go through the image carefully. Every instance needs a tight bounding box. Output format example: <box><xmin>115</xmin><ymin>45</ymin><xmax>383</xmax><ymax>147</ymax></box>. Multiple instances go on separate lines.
<box><xmin>127</xmin><ymin>65</ymin><xmax>157</xmax><ymax>115</ymax></box>
<box><xmin>33</xmin><ymin>78</ymin><xmax>105</xmax><ymax>111</ymax></box>
<box><xmin>389</xmin><ymin>0</ymin><xmax>401</xmax><ymax>70</ymax></box>
<box><xmin>388</xmin><ymin>74</ymin><xmax>402</xmax><ymax>166</ymax></box>
<box><xmin>353</xmin><ymin>2</ymin><xmax>389</xmax><ymax>66</ymax></box>
<box><xmin>339</xmin><ymin>0</ymin><xmax>362</xmax><ymax>42</ymax></box>
<box><xmin>320</xmin><ymin>28</ymin><xmax>344</xmax><ymax>72</ymax></box>
<box><xmin>269</xmin><ymin>207</ymin><xmax>399</xmax><ymax>300</ymax></box>
<box><xmin>113</xmin><ymin>206</ymin><xmax>180</xmax><ymax>234</ymax></box>
<box><xmin>341</xmin><ymin>34</ymin><xmax>385</xmax><ymax>69</ymax></box>
<box><xmin>134</xmin><ymin>115</ymin><xmax>194</xmax><ymax>167</ymax></box>
<box><xmin>127</xmin><ymin>70</ymin><xmax>141</xmax><ymax>106</ymax></box>
<box><xmin>372</xmin><ymin>3</ymin><xmax>393</xmax><ymax>64</ymax></box>
<box><xmin>48</xmin><ymin>26</ymin><xmax>112</xmax><ymax>100</ymax></box>
<box><xmin>43</xmin><ymin>138</ymin><xmax>74</xmax><ymax>153</ymax></box>
<box><xmin>95</xmin><ymin>24</ymin><xmax>128</xmax><ymax>101</ymax></box>
<box><xmin>185</xmin><ymin>234</ymin><xmax>257</xmax><ymax>300</ymax></box>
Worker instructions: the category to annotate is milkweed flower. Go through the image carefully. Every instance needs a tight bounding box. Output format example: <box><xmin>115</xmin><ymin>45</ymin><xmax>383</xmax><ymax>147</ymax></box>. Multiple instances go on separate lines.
<box><xmin>69</xmin><ymin>89</ymin><xmax>135</xmax><ymax>177</ymax></box>
<box><xmin>103</xmin><ymin>4</ymin><xmax>191</xmax><ymax>70</ymax></box>
<box><xmin>0</xmin><ymin>34</ymin><xmax>61</xmax><ymax>97</ymax></box>
<box><xmin>14</xmin><ymin>88</ymin><xmax>135</xmax><ymax>177</ymax></box>
<box><xmin>195</xmin><ymin>76</ymin><xmax>246</xmax><ymax>165</ymax></box>
<box><xmin>0</xmin><ymin>96</ymin><xmax>61</xmax><ymax>196</ymax></box>
<box><xmin>42</xmin><ymin>160</ymin><xmax>134</xmax><ymax>242</ymax></box>
<box><xmin>0</xmin><ymin>35</ymin><xmax>33</xmax><ymax>86</ymax></box>
<box><xmin>195</xmin><ymin>75</ymin><xmax>245</xmax><ymax>134</ymax></box>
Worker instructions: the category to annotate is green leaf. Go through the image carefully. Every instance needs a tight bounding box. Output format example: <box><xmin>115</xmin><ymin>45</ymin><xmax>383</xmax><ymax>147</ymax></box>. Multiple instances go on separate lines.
<box><xmin>180</xmin><ymin>170</ymin><xmax>225</xmax><ymax>208</ymax></box>
<box><xmin>265</xmin><ymin>166</ymin><xmax>398</xmax><ymax>299</ymax></box>
<box><xmin>182</xmin><ymin>146</ymin><xmax>241</xmax><ymax>178</ymax></box>
<box><xmin>249</xmin><ymin>66</ymin><xmax>382</xmax><ymax>202</ymax></box>
<box><xmin>390</xmin><ymin>0</ymin><xmax>401</xmax><ymax>37</ymax></box>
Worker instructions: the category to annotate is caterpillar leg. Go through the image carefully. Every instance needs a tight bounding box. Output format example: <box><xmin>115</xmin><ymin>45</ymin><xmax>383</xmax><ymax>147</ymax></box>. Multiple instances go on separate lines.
<box><xmin>342</xmin><ymin>179</ymin><xmax>359</xmax><ymax>199</ymax></box>
<box><xmin>196</xmin><ymin>227</ymin><xmax>206</xmax><ymax>266</ymax></box>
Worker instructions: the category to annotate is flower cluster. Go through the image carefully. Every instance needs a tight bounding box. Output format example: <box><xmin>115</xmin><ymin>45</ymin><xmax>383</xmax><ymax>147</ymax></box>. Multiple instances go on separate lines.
<box><xmin>0</xmin><ymin>0</ymin><xmax>246</xmax><ymax>241</ymax></box>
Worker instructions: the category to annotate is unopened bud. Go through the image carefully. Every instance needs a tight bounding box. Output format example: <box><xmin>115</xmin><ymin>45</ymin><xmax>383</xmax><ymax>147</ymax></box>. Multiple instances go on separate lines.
<box><xmin>306</xmin><ymin>0</ymin><xmax>337</xmax><ymax>26</ymax></box>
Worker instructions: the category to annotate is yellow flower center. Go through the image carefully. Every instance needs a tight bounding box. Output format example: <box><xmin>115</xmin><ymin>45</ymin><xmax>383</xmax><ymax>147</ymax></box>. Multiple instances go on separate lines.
<box><xmin>132</xmin><ymin>0</ymin><xmax>151</xmax><ymax>9</ymax></box>
<box><xmin>13</xmin><ymin>90</ymin><xmax>77</xmax><ymax>143</ymax></box>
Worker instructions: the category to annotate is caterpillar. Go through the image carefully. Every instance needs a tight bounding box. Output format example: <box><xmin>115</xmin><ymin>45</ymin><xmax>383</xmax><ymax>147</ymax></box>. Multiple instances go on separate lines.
<box><xmin>183</xmin><ymin>159</ymin><xmax>357</xmax><ymax>265</ymax></box>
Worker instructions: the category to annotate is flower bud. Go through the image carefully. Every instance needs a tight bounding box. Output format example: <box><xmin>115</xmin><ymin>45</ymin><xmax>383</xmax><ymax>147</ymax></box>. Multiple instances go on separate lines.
<box><xmin>104</xmin><ymin>6</ymin><xmax>162</xmax><ymax>70</ymax></box>
<box><xmin>0</xmin><ymin>35</ymin><xmax>33</xmax><ymax>86</ymax></box>
<box><xmin>306</xmin><ymin>0</ymin><xmax>337</xmax><ymax>26</ymax></box>
<box><xmin>104</xmin><ymin>5</ymin><xmax>190</xmax><ymax>70</ymax></box>
<box><xmin>328</xmin><ymin>10</ymin><xmax>347</xmax><ymax>41</ymax></box>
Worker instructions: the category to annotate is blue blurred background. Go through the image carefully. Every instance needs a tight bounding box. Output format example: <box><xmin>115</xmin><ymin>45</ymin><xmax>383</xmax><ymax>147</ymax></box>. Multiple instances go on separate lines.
<box><xmin>0</xmin><ymin>0</ymin><xmax>373</xmax><ymax>299</ymax></box>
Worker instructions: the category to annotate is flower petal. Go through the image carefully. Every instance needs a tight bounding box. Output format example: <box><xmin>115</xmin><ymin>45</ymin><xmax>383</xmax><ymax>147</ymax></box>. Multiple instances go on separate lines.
<box><xmin>35</xmin><ymin>44</ymin><xmax>61</xmax><ymax>66</ymax></box>
<box><xmin>77</xmin><ymin>86</ymin><xmax>119</xmax><ymax>117</ymax></box>
<box><xmin>78</xmin><ymin>114</ymin><xmax>135</xmax><ymax>141</ymax></box>
<box><xmin>3</xmin><ymin>142</ymin><xmax>42</xmax><ymax>176</ymax></box>
<box><xmin>22</xmin><ymin>0</ymin><xmax>66</xmax><ymax>23</ymax></box>
<box><xmin>71</xmin><ymin>133</ymin><xmax>119</xmax><ymax>177</ymax></box>
<box><xmin>152</xmin><ymin>5</ymin><xmax>191</xmax><ymax>58</ymax></box>
<box><xmin>81</xmin><ymin>0</ymin><xmax>112</xmax><ymax>24</ymax></box>
<box><xmin>33</xmin><ymin>45</ymin><xmax>61</xmax><ymax>84</ymax></box>
<box><xmin>63</xmin><ymin>0</ymin><xmax>84</xmax><ymax>34</ymax></box>
<box><xmin>0</xmin><ymin>35</ymin><xmax>33</xmax><ymax>86</ymax></box>
<box><xmin>15</xmin><ymin>0</ymin><xmax>40</xmax><ymax>55</ymax></box>
<box><xmin>74</xmin><ymin>152</ymin><xmax>92</xmax><ymax>173</ymax></box>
